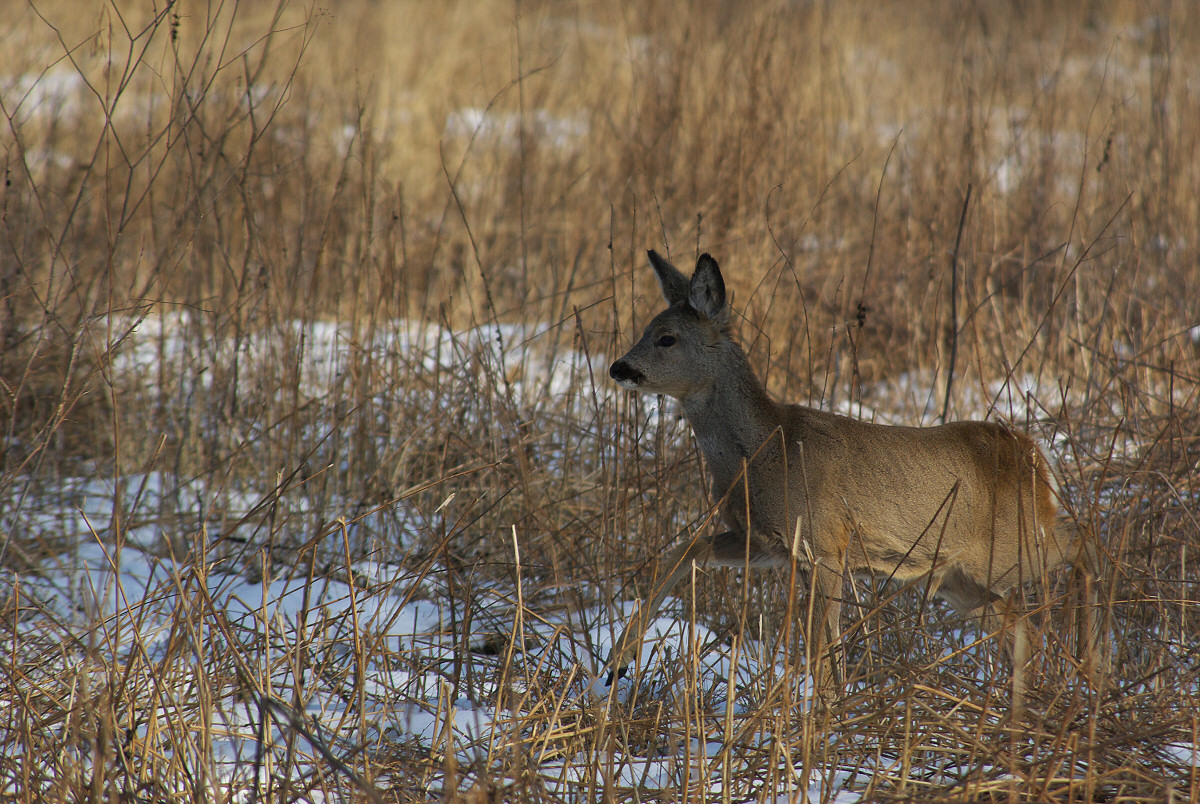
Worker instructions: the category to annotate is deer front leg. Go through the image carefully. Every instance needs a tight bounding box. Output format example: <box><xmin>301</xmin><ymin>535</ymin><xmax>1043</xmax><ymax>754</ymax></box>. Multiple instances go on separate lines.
<box><xmin>806</xmin><ymin>557</ymin><xmax>845</xmax><ymax>700</ymax></box>
<box><xmin>605</xmin><ymin>529</ymin><xmax>779</xmax><ymax>684</ymax></box>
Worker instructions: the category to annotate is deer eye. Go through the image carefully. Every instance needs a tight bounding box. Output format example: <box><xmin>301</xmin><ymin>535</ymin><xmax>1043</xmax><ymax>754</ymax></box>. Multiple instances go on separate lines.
<box><xmin>656</xmin><ymin>334</ymin><xmax>676</xmax><ymax>348</ymax></box>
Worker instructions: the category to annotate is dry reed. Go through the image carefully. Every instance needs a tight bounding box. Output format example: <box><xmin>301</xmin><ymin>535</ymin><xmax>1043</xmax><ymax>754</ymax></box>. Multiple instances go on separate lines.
<box><xmin>1</xmin><ymin>1</ymin><xmax>1197</xmax><ymax>801</ymax></box>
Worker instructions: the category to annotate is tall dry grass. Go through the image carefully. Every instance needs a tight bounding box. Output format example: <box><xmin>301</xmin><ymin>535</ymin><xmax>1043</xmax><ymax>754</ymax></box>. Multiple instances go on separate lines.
<box><xmin>1</xmin><ymin>0</ymin><xmax>1197</xmax><ymax>800</ymax></box>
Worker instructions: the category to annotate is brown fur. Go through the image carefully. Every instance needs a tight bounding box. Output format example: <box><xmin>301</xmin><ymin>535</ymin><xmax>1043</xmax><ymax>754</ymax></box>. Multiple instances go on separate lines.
<box><xmin>606</xmin><ymin>251</ymin><xmax>1100</xmax><ymax>698</ymax></box>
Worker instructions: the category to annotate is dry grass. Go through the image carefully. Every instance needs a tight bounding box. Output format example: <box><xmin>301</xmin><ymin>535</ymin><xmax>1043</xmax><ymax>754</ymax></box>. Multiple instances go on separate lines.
<box><xmin>1</xmin><ymin>0</ymin><xmax>1198</xmax><ymax>801</ymax></box>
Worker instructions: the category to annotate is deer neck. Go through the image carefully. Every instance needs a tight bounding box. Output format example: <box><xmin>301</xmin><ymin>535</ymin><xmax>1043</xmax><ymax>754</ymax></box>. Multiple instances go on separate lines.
<box><xmin>679</xmin><ymin>343</ymin><xmax>782</xmax><ymax>478</ymax></box>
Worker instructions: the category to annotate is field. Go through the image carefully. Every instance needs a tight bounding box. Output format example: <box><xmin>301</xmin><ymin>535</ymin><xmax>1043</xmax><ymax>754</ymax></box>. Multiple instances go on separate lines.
<box><xmin>2</xmin><ymin>0</ymin><xmax>1198</xmax><ymax>800</ymax></box>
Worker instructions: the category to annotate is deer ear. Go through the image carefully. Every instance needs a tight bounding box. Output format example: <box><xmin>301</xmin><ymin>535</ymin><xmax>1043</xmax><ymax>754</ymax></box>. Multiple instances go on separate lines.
<box><xmin>647</xmin><ymin>250</ymin><xmax>690</xmax><ymax>306</ymax></box>
<box><xmin>688</xmin><ymin>254</ymin><xmax>727</xmax><ymax>320</ymax></box>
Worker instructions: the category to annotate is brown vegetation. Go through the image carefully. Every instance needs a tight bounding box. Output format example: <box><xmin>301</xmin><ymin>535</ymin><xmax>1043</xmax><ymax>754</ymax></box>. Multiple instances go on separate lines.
<box><xmin>1</xmin><ymin>0</ymin><xmax>1197</xmax><ymax>800</ymax></box>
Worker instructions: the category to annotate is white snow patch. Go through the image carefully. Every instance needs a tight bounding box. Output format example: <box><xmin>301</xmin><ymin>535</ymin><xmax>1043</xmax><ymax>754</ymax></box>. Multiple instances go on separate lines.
<box><xmin>444</xmin><ymin>107</ymin><xmax>589</xmax><ymax>150</ymax></box>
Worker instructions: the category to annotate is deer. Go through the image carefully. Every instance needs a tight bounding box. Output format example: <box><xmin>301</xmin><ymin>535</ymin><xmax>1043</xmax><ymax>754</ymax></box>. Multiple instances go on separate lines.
<box><xmin>604</xmin><ymin>249</ymin><xmax>1102</xmax><ymax>702</ymax></box>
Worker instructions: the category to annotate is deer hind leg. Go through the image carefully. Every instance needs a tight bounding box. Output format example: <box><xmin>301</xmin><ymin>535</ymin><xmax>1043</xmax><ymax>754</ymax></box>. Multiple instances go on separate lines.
<box><xmin>939</xmin><ymin>567</ymin><xmax>1031</xmax><ymax>716</ymax></box>
<box><xmin>981</xmin><ymin>595</ymin><xmax>1032</xmax><ymax>719</ymax></box>
<box><xmin>1060</xmin><ymin>519</ymin><xmax>1110</xmax><ymax>690</ymax></box>
<box><xmin>605</xmin><ymin>529</ymin><xmax>782</xmax><ymax>683</ymax></box>
<box><xmin>1070</xmin><ymin>564</ymin><xmax>1107</xmax><ymax>689</ymax></box>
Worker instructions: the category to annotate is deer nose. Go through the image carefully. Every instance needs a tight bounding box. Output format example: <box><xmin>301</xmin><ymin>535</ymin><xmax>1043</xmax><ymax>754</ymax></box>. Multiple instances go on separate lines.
<box><xmin>609</xmin><ymin>360</ymin><xmax>642</xmax><ymax>385</ymax></box>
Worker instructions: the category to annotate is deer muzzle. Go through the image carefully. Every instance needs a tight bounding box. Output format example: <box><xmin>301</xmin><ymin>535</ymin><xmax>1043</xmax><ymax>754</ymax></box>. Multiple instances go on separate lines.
<box><xmin>609</xmin><ymin>359</ymin><xmax>643</xmax><ymax>389</ymax></box>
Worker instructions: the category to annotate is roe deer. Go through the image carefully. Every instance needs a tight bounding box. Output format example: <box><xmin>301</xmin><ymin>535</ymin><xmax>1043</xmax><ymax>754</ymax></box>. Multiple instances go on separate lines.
<box><xmin>606</xmin><ymin>250</ymin><xmax>1100</xmax><ymax>699</ymax></box>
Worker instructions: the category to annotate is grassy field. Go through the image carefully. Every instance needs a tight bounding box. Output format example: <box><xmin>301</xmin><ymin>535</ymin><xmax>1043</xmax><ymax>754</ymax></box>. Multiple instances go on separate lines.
<box><xmin>2</xmin><ymin>0</ymin><xmax>1198</xmax><ymax>800</ymax></box>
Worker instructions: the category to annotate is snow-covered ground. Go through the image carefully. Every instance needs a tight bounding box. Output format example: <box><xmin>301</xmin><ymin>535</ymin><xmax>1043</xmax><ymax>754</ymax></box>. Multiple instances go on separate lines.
<box><xmin>7</xmin><ymin>522</ymin><xmax>844</xmax><ymax>798</ymax></box>
<box><xmin>3</xmin><ymin>311</ymin><xmax>1196</xmax><ymax>801</ymax></box>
